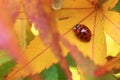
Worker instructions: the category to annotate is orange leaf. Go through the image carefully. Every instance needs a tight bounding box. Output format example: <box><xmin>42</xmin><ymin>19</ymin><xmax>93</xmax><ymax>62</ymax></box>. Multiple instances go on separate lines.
<box><xmin>5</xmin><ymin>36</ymin><xmax>67</xmax><ymax>80</ymax></box>
<box><xmin>1</xmin><ymin>0</ymin><xmax>22</xmax><ymax>21</ymax></box>
<box><xmin>6</xmin><ymin>35</ymin><xmax>97</xmax><ymax>80</ymax></box>
<box><xmin>95</xmin><ymin>52</ymin><xmax>120</xmax><ymax>76</ymax></box>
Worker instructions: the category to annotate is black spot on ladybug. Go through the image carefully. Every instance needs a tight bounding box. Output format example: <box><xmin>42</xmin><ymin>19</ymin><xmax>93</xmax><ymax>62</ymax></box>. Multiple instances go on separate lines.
<box><xmin>73</xmin><ymin>24</ymin><xmax>91</xmax><ymax>42</ymax></box>
<box><xmin>83</xmin><ymin>32</ymin><xmax>86</xmax><ymax>35</ymax></box>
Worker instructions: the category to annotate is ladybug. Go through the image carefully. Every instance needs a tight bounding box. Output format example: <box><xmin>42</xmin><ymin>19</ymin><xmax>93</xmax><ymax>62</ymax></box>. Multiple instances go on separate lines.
<box><xmin>73</xmin><ymin>24</ymin><xmax>91</xmax><ymax>42</ymax></box>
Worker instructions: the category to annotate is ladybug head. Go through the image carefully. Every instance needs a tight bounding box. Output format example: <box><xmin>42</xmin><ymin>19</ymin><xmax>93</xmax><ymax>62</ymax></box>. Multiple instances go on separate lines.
<box><xmin>73</xmin><ymin>24</ymin><xmax>80</xmax><ymax>31</ymax></box>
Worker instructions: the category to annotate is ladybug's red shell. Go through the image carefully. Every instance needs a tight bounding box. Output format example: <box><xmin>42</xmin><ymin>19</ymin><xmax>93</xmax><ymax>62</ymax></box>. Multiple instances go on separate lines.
<box><xmin>73</xmin><ymin>24</ymin><xmax>91</xmax><ymax>42</ymax></box>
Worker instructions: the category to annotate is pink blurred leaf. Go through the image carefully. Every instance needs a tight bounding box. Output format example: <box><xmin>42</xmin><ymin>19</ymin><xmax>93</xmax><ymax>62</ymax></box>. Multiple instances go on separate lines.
<box><xmin>0</xmin><ymin>4</ymin><xmax>31</xmax><ymax>71</ymax></box>
<box><xmin>24</xmin><ymin>0</ymin><xmax>54</xmax><ymax>45</ymax></box>
<box><xmin>24</xmin><ymin>0</ymin><xmax>72</xmax><ymax>79</ymax></box>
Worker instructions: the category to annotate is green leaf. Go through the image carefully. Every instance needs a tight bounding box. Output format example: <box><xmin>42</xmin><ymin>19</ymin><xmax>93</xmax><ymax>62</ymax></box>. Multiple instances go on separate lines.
<box><xmin>23</xmin><ymin>77</ymin><xmax>30</xmax><ymax>80</ymax></box>
<box><xmin>0</xmin><ymin>61</ymin><xmax>15</xmax><ymax>80</ymax></box>
<box><xmin>26</xmin><ymin>24</ymin><xmax>35</xmax><ymax>45</ymax></box>
<box><xmin>0</xmin><ymin>57</ymin><xmax>11</xmax><ymax>65</ymax></box>
<box><xmin>40</xmin><ymin>65</ymin><xmax>58</xmax><ymax>80</ymax></box>
<box><xmin>66</xmin><ymin>54</ymin><xmax>80</xmax><ymax>80</ymax></box>
<box><xmin>113</xmin><ymin>0</ymin><xmax>120</xmax><ymax>12</ymax></box>
<box><xmin>66</xmin><ymin>54</ymin><xmax>76</xmax><ymax>67</ymax></box>
<box><xmin>56</xmin><ymin>64</ymin><xmax>67</xmax><ymax>80</ymax></box>
<box><xmin>0</xmin><ymin>50</ymin><xmax>11</xmax><ymax>65</ymax></box>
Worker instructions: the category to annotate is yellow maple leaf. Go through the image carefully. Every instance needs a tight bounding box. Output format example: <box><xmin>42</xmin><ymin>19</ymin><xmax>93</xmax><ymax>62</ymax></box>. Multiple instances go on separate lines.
<box><xmin>5</xmin><ymin>36</ymin><xmax>68</xmax><ymax>80</ymax></box>
<box><xmin>56</xmin><ymin>0</ymin><xmax>107</xmax><ymax>65</ymax></box>
<box><xmin>55</xmin><ymin>0</ymin><xmax>120</xmax><ymax>65</ymax></box>
<box><xmin>6</xmin><ymin>0</ymin><xmax>120</xmax><ymax>79</ymax></box>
